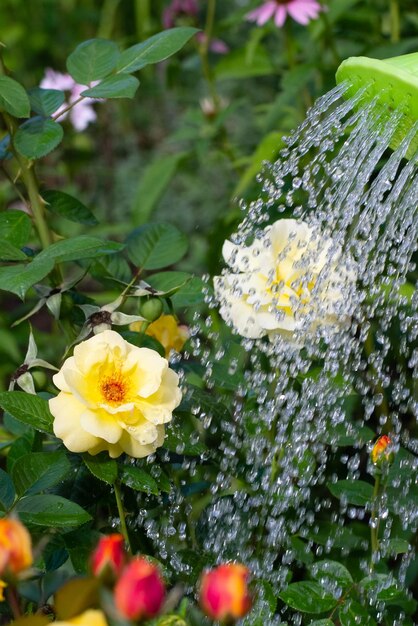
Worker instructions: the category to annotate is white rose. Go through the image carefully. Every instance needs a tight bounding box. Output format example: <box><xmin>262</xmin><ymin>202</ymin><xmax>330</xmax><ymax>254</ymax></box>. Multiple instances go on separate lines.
<box><xmin>213</xmin><ymin>218</ymin><xmax>356</xmax><ymax>342</ymax></box>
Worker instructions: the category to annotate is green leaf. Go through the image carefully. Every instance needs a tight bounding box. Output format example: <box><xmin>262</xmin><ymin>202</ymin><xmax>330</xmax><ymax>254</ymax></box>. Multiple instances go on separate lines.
<box><xmin>120</xmin><ymin>466</ymin><xmax>159</xmax><ymax>495</ymax></box>
<box><xmin>0</xmin><ymin>257</ymin><xmax>54</xmax><ymax>299</ymax></box>
<box><xmin>42</xmin><ymin>190</ymin><xmax>98</xmax><ymax>225</ymax></box>
<box><xmin>83</xmin><ymin>453</ymin><xmax>117</xmax><ymax>485</ymax></box>
<box><xmin>0</xmin><ymin>240</ymin><xmax>27</xmax><ymax>261</ymax></box>
<box><xmin>309</xmin><ymin>621</ymin><xmax>335</xmax><ymax>626</ymax></box>
<box><xmin>359</xmin><ymin>574</ymin><xmax>416</xmax><ymax>611</ymax></box>
<box><xmin>339</xmin><ymin>600</ymin><xmax>376</xmax><ymax>626</ymax></box>
<box><xmin>290</xmin><ymin>536</ymin><xmax>314</xmax><ymax>565</ymax></box>
<box><xmin>310</xmin><ymin>560</ymin><xmax>353</xmax><ymax>589</ymax></box>
<box><xmin>147</xmin><ymin>271</ymin><xmax>206</xmax><ymax>307</ymax></box>
<box><xmin>117</xmin><ymin>27</ymin><xmax>198</xmax><ymax>73</ymax></box>
<box><xmin>0</xmin><ymin>391</ymin><xmax>54</xmax><ymax>434</ymax></box>
<box><xmin>0</xmin><ymin>210</ymin><xmax>32</xmax><ymax>246</ymax></box>
<box><xmin>12</xmin><ymin>451</ymin><xmax>70</xmax><ymax>496</ymax></box>
<box><xmin>126</xmin><ymin>223</ymin><xmax>187</xmax><ymax>270</ymax></box>
<box><xmin>327</xmin><ymin>480</ymin><xmax>374</xmax><ymax>507</ymax></box>
<box><xmin>67</xmin><ymin>38</ymin><xmax>120</xmax><ymax>84</ymax></box>
<box><xmin>81</xmin><ymin>74</ymin><xmax>139</xmax><ymax>99</ymax></box>
<box><xmin>279</xmin><ymin>582</ymin><xmax>337</xmax><ymax>614</ymax></box>
<box><xmin>37</xmin><ymin>235</ymin><xmax>124</xmax><ymax>264</ymax></box>
<box><xmin>164</xmin><ymin>421</ymin><xmax>207</xmax><ymax>456</ymax></box>
<box><xmin>0</xmin><ymin>76</ymin><xmax>30</xmax><ymax>117</ymax></box>
<box><xmin>0</xmin><ymin>468</ymin><xmax>16</xmax><ymax>510</ymax></box>
<box><xmin>385</xmin><ymin>538</ymin><xmax>410</xmax><ymax>554</ymax></box>
<box><xmin>131</xmin><ymin>152</ymin><xmax>186</xmax><ymax>225</ymax></box>
<box><xmin>15</xmin><ymin>494</ymin><xmax>91</xmax><ymax>527</ymax></box>
<box><xmin>14</xmin><ymin>118</ymin><xmax>64</xmax><ymax>159</ymax></box>
<box><xmin>55</xmin><ymin>577</ymin><xmax>99</xmax><ymax>620</ymax></box>
<box><xmin>28</xmin><ymin>88</ymin><xmax>65</xmax><ymax>116</ymax></box>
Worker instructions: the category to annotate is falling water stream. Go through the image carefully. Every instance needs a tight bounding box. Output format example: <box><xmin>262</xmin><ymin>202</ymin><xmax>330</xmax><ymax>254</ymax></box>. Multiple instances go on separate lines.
<box><xmin>134</xmin><ymin>82</ymin><xmax>418</xmax><ymax>624</ymax></box>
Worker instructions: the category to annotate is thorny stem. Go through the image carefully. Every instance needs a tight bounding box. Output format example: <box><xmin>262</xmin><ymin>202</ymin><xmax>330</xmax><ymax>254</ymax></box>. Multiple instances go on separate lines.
<box><xmin>113</xmin><ymin>481</ymin><xmax>132</xmax><ymax>554</ymax></box>
<box><xmin>370</xmin><ymin>473</ymin><xmax>381</xmax><ymax>570</ymax></box>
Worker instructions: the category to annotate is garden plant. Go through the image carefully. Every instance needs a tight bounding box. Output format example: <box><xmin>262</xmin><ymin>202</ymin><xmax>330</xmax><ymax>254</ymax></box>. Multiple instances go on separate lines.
<box><xmin>0</xmin><ymin>1</ymin><xmax>417</xmax><ymax>626</ymax></box>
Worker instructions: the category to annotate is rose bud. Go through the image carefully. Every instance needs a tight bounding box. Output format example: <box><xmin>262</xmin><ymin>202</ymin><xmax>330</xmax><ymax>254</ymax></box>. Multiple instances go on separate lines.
<box><xmin>91</xmin><ymin>534</ymin><xmax>125</xmax><ymax>581</ymax></box>
<box><xmin>200</xmin><ymin>563</ymin><xmax>252</xmax><ymax>621</ymax></box>
<box><xmin>0</xmin><ymin>517</ymin><xmax>33</xmax><ymax>578</ymax></box>
<box><xmin>114</xmin><ymin>557</ymin><xmax>165</xmax><ymax>620</ymax></box>
<box><xmin>371</xmin><ymin>435</ymin><xmax>394</xmax><ymax>466</ymax></box>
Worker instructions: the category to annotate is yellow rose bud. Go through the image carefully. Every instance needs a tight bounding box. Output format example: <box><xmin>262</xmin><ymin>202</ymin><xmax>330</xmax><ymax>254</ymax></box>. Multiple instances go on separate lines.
<box><xmin>131</xmin><ymin>315</ymin><xmax>189</xmax><ymax>357</ymax></box>
<box><xmin>49</xmin><ymin>330</ymin><xmax>182</xmax><ymax>459</ymax></box>
<box><xmin>0</xmin><ymin>518</ymin><xmax>33</xmax><ymax>577</ymax></box>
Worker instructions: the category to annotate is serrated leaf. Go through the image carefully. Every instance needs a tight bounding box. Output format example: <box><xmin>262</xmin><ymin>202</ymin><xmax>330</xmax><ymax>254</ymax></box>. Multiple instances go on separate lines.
<box><xmin>67</xmin><ymin>38</ymin><xmax>120</xmax><ymax>84</ymax></box>
<box><xmin>36</xmin><ymin>235</ymin><xmax>124</xmax><ymax>264</ymax></box>
<box><xmin>42</xmin><ymin>190</ymin><xmax>98</xmax><ymax>225</ymax></box>
<box><xmin>117</xmin><ymin>27</ymin><xmax>198</xmax><ymax>73</ymax></box>
<box><xmin>120</xmin><ymin>466</ymin><xmax>159</xmax><ymax>495</ymax></box>
<box><xmin>28</xmin><ymin>87</ymin><xmax>65</xmax><ymax>116</ymax></box>
<box><xmin>279</xmin><ymin>581</ymin><xmax>337</xmax><ymax>614</ymax></box>
<box><xmin>15</xmin><ymin>494</ymin><xmax>91</xmax><ymax>527</ymax></box>
<box><xmin>0</xmin><ymin>76</ymin><xmax>30</xmax><ymax>117</ymax></box>
<box><xmin>327</xmin><ymin>480</ymin><xmax>374</xmax><ymax>507</ymax></box>
<box><xmin>0</xmin><ymin>257</ymin><xmax>54</xmax><ymax>299</ymax></box>
<box><xmin>81</xmin><ymin>74</ymin><xmax>139</xmax><ymax>99</ymax></box>
<box><xmin>0</xmin><ymin>210</ymin><xmax>32</xmax><ymax>246</ymax></box>
<box><xmin>55</xmin><ymin>577</ymin><xmax>100</xmax><ymax>620</ymax></box>
<box><xmin>14</xmin><ymin>117</ymin><xmax>64</xmax><ymax>159</ymax></box>
<box><xmin>338</xmin><ymin>599</ymin><xmax>376</xmax><ymax>626</ymax></box>
<box><xmin>0</xmin><ymin>468</ymin><xmax>16</xmax><ymax>510</ymax></box>
<box><xmin>83</xmin><ymin>453</ymin><xmax>117</xmax><ymax>485</ymax></box>
<box><xmin>126</xmin><ymin>223</ymin><xmax>187</xmax><ymax>270</ymax></box>
<box><xmin>12</xmin><ymin>451</ymin><xmax>70</xmax><ymax>496</ymax></box>
<box><xmin>310</xmin><ymin>560</ymin><xmax>353</xmax><ymax>588</ymax></box>
<box><xmin>0</xmin><ymin>391</ymin><xmax>54</xmax><ymax>434</ymax></box>
<box><xmin>0</xmin><ymin>240</ymin><xmax>27</xmax><ymax>261</ymax></box>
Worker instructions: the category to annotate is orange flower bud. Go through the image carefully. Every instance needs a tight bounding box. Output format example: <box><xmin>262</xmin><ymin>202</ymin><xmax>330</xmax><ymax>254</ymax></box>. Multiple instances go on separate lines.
<box><xmin>91</xmin><ymin>534</ymin><xmax>125</xmax><ymax>580</ymax></box>
<box><xmin>114</xmin><ymin>557</ymin><xmax>165</xmax><ymax>620</ymax></box>
<box><xmin>200</xmin><ymin>563</ymin><xmax>252</xmax><ymax>621</ymax></box>
<box><xmin>371</xmin><ymin>435</ymin><xmax>394</xmax><ymax>466</ymax></box>
<box><xmin>0</xmin><ymin>518</ymin><xmax>32</xmax><ymax>577</ymax></box>
<box><xmin>0</xmin><ymin>581</ymin><xmax>7</xmax><ymax>602</ymax></box>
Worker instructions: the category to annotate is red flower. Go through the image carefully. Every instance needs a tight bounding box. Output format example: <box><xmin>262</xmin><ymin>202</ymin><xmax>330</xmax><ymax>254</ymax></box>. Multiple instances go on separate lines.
<box><xmin>114</xmin><ymin>557</ymin><xmax>165</xmax><ymax>620</ymax></box>
<box><xmin>371</xmin><ymin>435</ymin><xmax>394</xmax><ymax>465</ymax></box>
<box><xmin>200</xmin><ymin>563</ymin><xmax>252</xmax><ymax>621</ymax></box>
<box><xmin>91</xmin><ymin>534</ymin><xmax>125</xmax><ymax>580</ymax></box>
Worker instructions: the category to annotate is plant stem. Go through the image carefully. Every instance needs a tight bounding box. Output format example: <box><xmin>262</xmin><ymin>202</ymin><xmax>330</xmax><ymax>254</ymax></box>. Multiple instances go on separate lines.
<box><xmin>7</xmin><ymin>586</ymin><xmax>22</xmax><ymax>619</ymax></box>
<box><xmin>198</xmin><ymin>0</ymin><xmax>220</xmax><ymax>111</ymax></box>
<box><xmin>370</xmin><ymin>474</ymin><xmax>380</xmax><ymax>570</ymax></box>
<box><xmin>113</xmin><ymin>481</ymin><xmax>132</xmax><ymax>554</ymax></box>
<box><xmin>97</xmin><ymin>0</ymin><xmax>121</xmax><ymax>39</ymax></box>
<box><xmin>390</xmin><ymin>0</ymin><xmax>400</xmax><ymax>43</ymax></box>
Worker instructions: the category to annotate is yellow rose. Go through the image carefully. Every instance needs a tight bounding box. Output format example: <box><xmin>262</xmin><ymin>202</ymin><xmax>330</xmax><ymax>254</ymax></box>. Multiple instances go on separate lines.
<box><xmin>49</xmin><ymin>330</ymin><xmax>182</xmax><ymax>458</ymax></box>
<box><xmin>53</xmin><ymin>610</ymin><xmax>108</xmax><ymax>626</ymax></box>
<box><xmin>214</xmin><ymin>218</ymin><xmax>356</xmax><ymax>343</ymax></box>
<box><xmin>130</xmin><ymin>315</ymin><xmax>189</xmax><ymax>357</ymax></box>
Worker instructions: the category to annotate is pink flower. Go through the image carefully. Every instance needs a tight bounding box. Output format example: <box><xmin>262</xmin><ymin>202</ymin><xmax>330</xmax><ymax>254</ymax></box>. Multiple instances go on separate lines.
<box><xmin>246</xmin><ymin>0</ymin><xmax>323</xmax><ymax>27</ymax></box>
<box><xmin>196</xmin><ymin>32</ymin><xmax>229</xmax><ymax>54</ymax></box>
<box><xmin>40</xmin><ymin>68</ymin><xmax>98</xmax><ymax>131</ymax></box>
<box><xmin>163</xmin><ymin>0</ymin><xmax>198</xmax><ymax>29</ymax></box>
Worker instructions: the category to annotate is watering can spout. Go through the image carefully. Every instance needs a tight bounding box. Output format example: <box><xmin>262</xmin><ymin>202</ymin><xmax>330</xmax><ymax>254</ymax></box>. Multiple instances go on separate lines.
<box><xmin>336</xmin><ymin>52</ymin><xmax>418</xmax><ymax>157</ymax></box>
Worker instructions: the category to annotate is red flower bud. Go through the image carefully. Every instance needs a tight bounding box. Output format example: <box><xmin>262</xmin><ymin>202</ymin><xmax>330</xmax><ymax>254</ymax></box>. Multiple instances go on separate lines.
<box><xmin>91</xmin><ymin>534</ymin><xmax>125</xmax><ymax>580</ymax></box>
<box><xmin>114</xmin><ymin>557</ymin><xmax>165</xmax><ymax>620</ymax></box>
<box><xmin>200</xmin><ymin>563</ymin><xmax>252</xmax><ymax>621</ymax></box>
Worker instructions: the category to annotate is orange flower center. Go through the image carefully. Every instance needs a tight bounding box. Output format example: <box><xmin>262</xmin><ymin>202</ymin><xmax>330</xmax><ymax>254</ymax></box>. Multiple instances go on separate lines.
<box><xmin>100</xmin><ymin>373</ymin><xmax>128</xmax><ymax>405</ymax></box>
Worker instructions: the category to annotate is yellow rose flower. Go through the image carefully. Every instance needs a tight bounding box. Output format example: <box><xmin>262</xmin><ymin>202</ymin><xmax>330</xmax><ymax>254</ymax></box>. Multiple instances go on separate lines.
<box><xmin>214</xmin><ymin>218</ymin><xmax>356</xmax><ymax>343</ymax></box>
<box><xmin>49</xmin><ymin>330</ymin><xmax>182</xmax><ymax>458</ymax></box>
<box><xmin>53</xmin><ymin>610</ymin><xmax>108</xmax><ymax>626</ymax></box>
<box><xmin>130</xmin><ymin>315</ymin><xmax>189</xmax><ymax>357</ymax></box>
